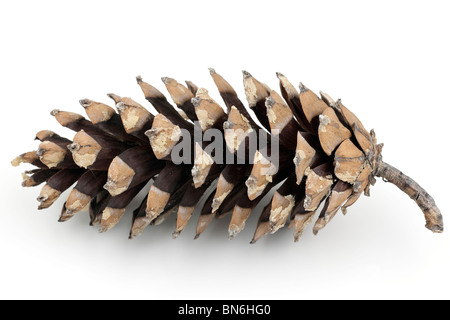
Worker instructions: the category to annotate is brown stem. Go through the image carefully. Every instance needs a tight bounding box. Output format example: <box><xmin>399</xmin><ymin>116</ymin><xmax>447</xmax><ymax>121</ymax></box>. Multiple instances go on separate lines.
<box><xmin>376</xmin><ymin>161</ymin><xmax>443</xmax><ymax>233</ymax></box>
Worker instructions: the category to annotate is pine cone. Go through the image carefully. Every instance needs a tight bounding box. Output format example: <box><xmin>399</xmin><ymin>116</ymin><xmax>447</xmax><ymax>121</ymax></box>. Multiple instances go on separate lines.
<box><xmin>11</xmin><ymin>69</ymin><xmax>443</xmax><ymax>242</ymax></box>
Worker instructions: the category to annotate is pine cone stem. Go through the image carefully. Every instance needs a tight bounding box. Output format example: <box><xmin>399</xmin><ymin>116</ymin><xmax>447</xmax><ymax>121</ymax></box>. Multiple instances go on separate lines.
<box><xmin>376</xmin><ymin>161</ymin><xmax>443</xmax><ymax>233</ymax></box>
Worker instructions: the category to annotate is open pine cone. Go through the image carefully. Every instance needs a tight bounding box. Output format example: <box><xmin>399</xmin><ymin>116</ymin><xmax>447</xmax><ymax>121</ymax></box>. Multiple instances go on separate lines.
<box><xmin>11</xmin><ymin>69</ymin><xmax>443</xmax><ymax>242</ymax></box>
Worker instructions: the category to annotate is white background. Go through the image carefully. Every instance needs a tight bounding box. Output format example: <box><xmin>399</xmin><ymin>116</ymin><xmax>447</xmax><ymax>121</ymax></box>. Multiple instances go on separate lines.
<box><xmin>1</xmin><ymin>0</ymin><xmax>449</xmax><ymax>300</ymax></box>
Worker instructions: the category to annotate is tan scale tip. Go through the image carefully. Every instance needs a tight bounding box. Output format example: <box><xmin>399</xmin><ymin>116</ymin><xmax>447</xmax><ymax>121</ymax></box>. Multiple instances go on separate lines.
<box><xmin>37</xmin><ymin>141</ymin><xmax>67</xmax><ymax>169</ymax></box>
<box><xmin>59</xmin><ymin>203</ymin><xmax>73</xmax><ymax>222</ymax></box>
<box><xmin>107</xmin><ymin>93</ymin><xmax>122</xmax><ymax>104</ymax></box>
<box><xmin>299</xmin><ymin>82</ymin><xmax>308</xmax><ymax>93</ymax></box>
<box><xmin>35</xmin><ymin>130</ymin><xmax>56</xmax><ymax>141</ymax></box>
<box><xmin>145</xmin><ymin>185</ymin><xmax>171</xmax><ymax>221</ymax></box>
<box><xmin>251</xmin><ymin>221</ymin><xmax>272</xmax><ymax>244</ymax></box>
<box><xmin>172</xmin><ymin>231</ymin><xmax>181</xmax><ymax>239</ymax></box>
<box><xmin>228</xmin><ymin>206</ymin><xmax>252</xmax><ymax>240</ymax></box>
<box><xmin>99</xmin><ymin>207</ymin><xmax>125</xmax><ymax>233</ymax></box>
<box><xmin>51</xmin><ymin>110</ymin><xmax>85</xmax><ymax>126</ymax></box>
<box><xmin>11</xmin><ymin>157</ymin><xmax>21</xmax><ymax>167</ymax></box>
<box><xmin>293</xmin><ymin>211</ymin><xmax>316</xmax><ymax>242</ymax></box>
<box><xmin>11</xmin><ymin>151</ymin><xmax>39</xmax><ymax>167</ymax></box>
<box><xmin>246</xmin><ymin>151</ymin><xmax>276</xmax><ymax>200</ymax></box>
<box><xmin>195</xmin><ymin>213</ymin><xmax>215</xmax><ymax>238</ymax></box>
<box><xmin>37</xmin><ymin>184</ymin><xmax>61</xmax><ymax>210</ymax></box>
<box><xmin>79</xmin><ymin>99</ymin><xmax>92</xmax><ymax>108</ymax></box>
<box><xmin>11</xmin><ymin>156</ymin><xmax>24</xmax><ymax>167</ymax></box>
<box><xmin>174</xmin><ymin>206</ymin><xmax>195</xmax><ymax>238</ymax></box>
<box><xmin>242</xmin><ymin>70</ymin><xmax>252</xmax><ymax>78</ymax></box>
<box><xmin>161</xmin><ymin>77</ymin><xmax>171</xmax><ymax>84</ymax></box>
<box><xmin>146</xmin><ymin>114</ymin><xmax>182</xmax><ymax>160</ymax></box>
<box><xmin>65</xmin><ymin>188</ymin><xmax>91</xmax><ymax>216</ymax></box>
<box><xmin>21</xmin><ymin>172</ymin><xmax>35</xmax><ymax>187</ymax></box>
<box><xmin>228</xmin><ymin>224</ymin><xmax>240</xmax><ymax>240</ymax></box>
<box><xmin>269</xmin><ymin>193</ymin><xmax>295</xmax><ymax>234</ymax></box>
<box><xmin>129</xmin><ymin>216</ymin><xmax>151</xmax><ymax>239</ymax></box>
